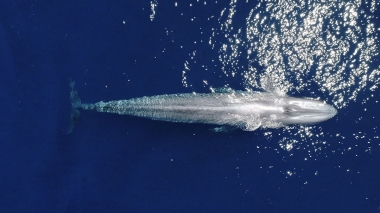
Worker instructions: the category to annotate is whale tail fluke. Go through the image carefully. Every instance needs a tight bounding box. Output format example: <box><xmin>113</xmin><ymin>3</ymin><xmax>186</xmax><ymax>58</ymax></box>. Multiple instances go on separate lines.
<box><xmin>67</xmin><ymin>79</ymin><xmax>81</xmax><ymax>134</ymax></box>
<box><xmin>69</xmin><ymin>79</ymin><xmax>82</xmax><ymax>109</ymax></box>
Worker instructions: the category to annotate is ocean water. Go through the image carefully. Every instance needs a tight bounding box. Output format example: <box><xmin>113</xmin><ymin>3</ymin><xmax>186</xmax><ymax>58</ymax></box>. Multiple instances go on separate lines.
<box><xmin>1</xmin><ymin>0</ymin><xmax>380</xmax><ymax>212</ymax></box>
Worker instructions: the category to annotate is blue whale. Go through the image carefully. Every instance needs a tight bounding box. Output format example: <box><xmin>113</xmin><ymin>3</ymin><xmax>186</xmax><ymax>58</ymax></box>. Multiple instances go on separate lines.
<box><xmin>69</xmin><ymin>81</ymin><xmax>337</xmax><ymax>132</ymax></box>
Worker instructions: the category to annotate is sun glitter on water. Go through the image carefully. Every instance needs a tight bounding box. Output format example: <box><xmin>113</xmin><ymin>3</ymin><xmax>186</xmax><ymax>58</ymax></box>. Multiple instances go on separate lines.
<box><xmin>174</xmin><ymin>0</ymin><xmax>380</xmax><ymax>155</ymax></box>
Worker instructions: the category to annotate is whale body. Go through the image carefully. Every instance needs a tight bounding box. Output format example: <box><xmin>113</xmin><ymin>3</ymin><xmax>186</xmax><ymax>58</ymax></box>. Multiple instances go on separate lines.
<box><xmin>69</xmin><ymin>82</ymin><xmax>337</xmax><ymax>132</ymax></box>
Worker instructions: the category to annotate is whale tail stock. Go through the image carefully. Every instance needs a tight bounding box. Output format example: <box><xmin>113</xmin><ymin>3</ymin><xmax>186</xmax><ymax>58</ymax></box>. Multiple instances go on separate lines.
<box><xmin>67</xmin><ymin>79</ymin><xmax>82</xmax><ymax>134</ymax></box>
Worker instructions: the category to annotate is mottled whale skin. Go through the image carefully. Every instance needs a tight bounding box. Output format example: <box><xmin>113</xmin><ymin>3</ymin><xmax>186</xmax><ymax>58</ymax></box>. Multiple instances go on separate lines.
<box><xmin>70</xmin><ymin>82</ymin><xmax>337</xmax><ymax>132</ymax></box>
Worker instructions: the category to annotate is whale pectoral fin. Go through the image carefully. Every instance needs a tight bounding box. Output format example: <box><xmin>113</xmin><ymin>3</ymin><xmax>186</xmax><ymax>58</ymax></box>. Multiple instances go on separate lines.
<box><xmin>210</xmin><ymin>126</ymin><xmax>239</xmax><ymax>133</ymax></box>
<box><xmin>211</xmin><ymin>87</ymin><xmax>235</xmax><ymax>93</ymax></box>
<box><xmin>239</xmin><ymin>121</ymin><xmax>261</xmax><ymax>131</ymax></box>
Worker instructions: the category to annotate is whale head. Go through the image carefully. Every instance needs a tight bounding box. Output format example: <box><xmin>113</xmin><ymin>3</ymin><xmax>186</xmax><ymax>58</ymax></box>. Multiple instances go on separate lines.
<box><xmin>278</xmin><ymin>97</ymin><xmax>337</xmax><ymax>125</ymax></box>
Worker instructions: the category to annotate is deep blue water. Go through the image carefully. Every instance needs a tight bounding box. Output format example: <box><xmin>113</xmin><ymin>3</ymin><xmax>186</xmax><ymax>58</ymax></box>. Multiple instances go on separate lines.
<box><xmin>1</xmin><ymin>0</ymin><xmax>380</xmax><ymax>212</ymax></box>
